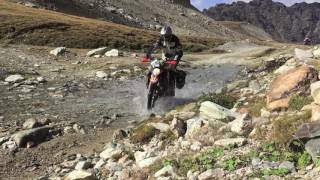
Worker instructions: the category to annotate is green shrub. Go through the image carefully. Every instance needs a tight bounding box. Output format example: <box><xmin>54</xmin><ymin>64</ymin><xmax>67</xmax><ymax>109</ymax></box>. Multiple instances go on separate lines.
<box><xmin>260</xmin><ymin>168</ymin><xmax>290</xmax><ymax>177</ymax></box>
<box><xmin>297</xmin><ymin>151</ymin><xmax>312</xmax><ymax>169</ymax></box>
<box><xmin>221</xmin><ymin>157</ymin><xmax>238</xmax><ymax>171</ymax></box>
<box><xmin>288</xmin><ymin>95</ymin><xmax>313</xmax><ymax>111</ymax></box>
<box><xmin>198</xmin><ymin>93</ymin><xmax>237</xmax><ymax>109</ymax></box>
<box><xmin>130</xmin><ymin>124</ymin><xmax>156</xmax><ymax>144</ymax></box>
<box><xmin>247</xmin><ymin>97</ymin><xmax>266</xmax><ymax>117</ymax></box>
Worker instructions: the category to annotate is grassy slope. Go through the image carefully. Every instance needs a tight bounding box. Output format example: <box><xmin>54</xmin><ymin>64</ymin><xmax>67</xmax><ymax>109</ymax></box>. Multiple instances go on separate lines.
<box><xmin>0</xmin><ymin>0</ymin><xmax>224</xmax><ymax>51</ymax></box>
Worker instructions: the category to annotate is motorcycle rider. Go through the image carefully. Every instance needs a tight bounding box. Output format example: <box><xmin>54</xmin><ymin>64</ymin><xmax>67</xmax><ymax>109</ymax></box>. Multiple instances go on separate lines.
<box><xmin>145</xmin><ymin>26</ymin><xmax>183</xmax><ymax>96</ymax></box>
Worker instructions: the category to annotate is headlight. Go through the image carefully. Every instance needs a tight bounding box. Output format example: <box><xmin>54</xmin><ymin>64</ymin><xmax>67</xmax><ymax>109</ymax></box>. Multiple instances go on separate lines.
<box><xmin>152</xmin><ymin>68</ymin><xmax>161</xmax><ymax>76</ymax></box>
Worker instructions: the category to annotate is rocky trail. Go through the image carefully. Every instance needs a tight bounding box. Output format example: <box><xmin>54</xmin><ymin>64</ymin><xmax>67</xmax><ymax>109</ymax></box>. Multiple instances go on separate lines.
<box><xmin>0</xmin><ymin>42</ymin><xmax>254</xmax><ymax>179</ymax></box>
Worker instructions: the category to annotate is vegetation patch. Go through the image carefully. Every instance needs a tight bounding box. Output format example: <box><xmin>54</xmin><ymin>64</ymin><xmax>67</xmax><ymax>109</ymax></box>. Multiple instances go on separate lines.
<box><xmin>198</xmin><ymin>93</ymin><xmax>238</xmax><ymax>109</ymax></box>
<box><xmin>272</xmin><ymin>111</ymin><xmax>311</xmax><ymax>145</ymax></box>
<box><xmin>246</xmin><ymin>97</ymin><xmax>266</xmax><ymax>117</ymax></box>
<box><xmin>130</xmin><ymin>124</ymin><xmax>157</xmax><ymax>144</ymax></box>
<box><xmin>288</xmin><ymin>95</ymin><xmax>313</xmax><ymax>111</ymax></box>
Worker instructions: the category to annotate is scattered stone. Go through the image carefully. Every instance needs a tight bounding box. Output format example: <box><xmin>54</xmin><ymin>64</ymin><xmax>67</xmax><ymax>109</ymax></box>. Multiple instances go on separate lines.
<box><xmin>86</xmin><ymin>47</ymin><xmax>108</xmax><ymax>57</ymax></box>
<box><xmin>279</xmin><ymin>161</ymin><xmax>295</xmax><ymax>172</ymax></box>
<box><xmin>311</xmin><ymin>104</ymin><xmax>320</xmax><ymax>121</ymax></box>
<box><xmin>267</xmin><ymin>66</ymin><xmax>318</xmax><ymax>110</ymax></box>
<box><xmin>261</xmin><ymin>108</ymin><xmax>271</xmax><ymax>118</ymax></box>
<box><xmin>150</xmin><ymin>122</ymin><xmax>170</xmax><ymax>132</ymax></box>
<box><xmin>133</xmin><ymin>66</ymin><xmax>142</xmax><ymax>72</ymax></box>
<box><xmin>22</xmin><ymin>118</ymin><xmax>39</xmax><ymax>129</ymax></box>
<box><xmin>190</xmin><ymin>141</ymin><xmax>202</xmax><ymax>151</ymax></box>
<box><xmin>96</xmin><ymin>71</ymin><xmax>108</xmax><ymax>78</ymax></box>
<box><xmin>50</xmin><ymin>47</ymin><xmax>66</xmax><ymax>56</ymax></box>
<box><xmin>93</xmin><ymin>159</ymin><xmax>106</xmax><ymax>169</ymax></box>
<box><xmin>113</xmin><ymin>129</ymin><xmax>127</xmax><ymax>140</ymax></box>
<box><xmin>12</xmin><ymin>126</ymin><xmax>51</xmax><ymax>147</ymax></box>
<box><xmin>214</xmin><ymin>138</ymin><xmax>247</xmax><ymax>147</ymax></box>
<box><xmin>274</xmin><ymin>64</ymin><xmax>296</xmax><ymax>75</ymax></box>
<box><xmin>73</xmin><ymin>124</ymin><xmax>86</xmax><ymax>134</ymax></box>
<box><xmin>64</xmin><ymin>126</ymin><xmax>74</xmax><ymax>134</ymax></box>
<box><xmin>174</xmin><ymin>112</ymin><xmax>196</xmax><ymax>120</ymax></box>
<box><xmin>154</xmin><ymin>165</ymin><xmax>175</xmax><ymax>178</ymax></box>
<box><xmin>75</xmin><ymin>161</ymin><xmax>92</xmax><ymax>170</ymax></box>
<box><xmin>251</xmin><ymin>158</ymin><xmax>261</xmax><ymax>167</ymax></box>
<box><xmin>36</xmin><ymin>76</ymin><xmax>46</xmax><ymax>83</ymax></box>
<box><xmin>170</xmin><ymin>118</ymin><xmax>187</xmax><ymax>137</ymax></box>
<box><xmin>100</xmin><ymin>144</ymin><xmax>123</xmax><ymax>160</ymax></box>
<box><xmin>185</xmin><ymin>118</ymin><xmax>204</xmax><ymax>138</ymax></box>
<box><xmin>5</xmin><ymin>74</ymin><xmax>24</xmax><ymax>83</ymax></box>
<box><xmin>105</xmin><ymin>49</ymin><xmax>121</xmax><ymax>57</ymax></box>
<box><xmin>136</xmin><ymin>156</ymin><xmax>159</xmax><ymax>168</ymax></box>
<box><xmin>198</xmin><ymin>169</ymin><xmax>224</xmax><ymax>180</ymax></box>
<box><xmin>64</xmin><ymin>170</ymin><xmax>95</xmax><ymax>180</ymax></box>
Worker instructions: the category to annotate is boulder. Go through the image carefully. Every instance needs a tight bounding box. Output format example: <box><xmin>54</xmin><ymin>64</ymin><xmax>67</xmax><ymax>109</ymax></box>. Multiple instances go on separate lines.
<box><xmin>105</xmin><ymin>49</ymin><xmax>121</xmax><ymax>57</ymax></box>
<box><xmin>75</xmin><ymin>161</ymin><xmax>92</xmax><ymax>170</ymax></box>
<box><xmin>198</xmin><ymin>169</ymin><xmax>224</xmax><ymax>180</ymax></box>
<box><xmin>274</xmin><ymin>64</ymin><xmax>296</xmax><ymax>75</ymax></box>
<box><xmin>154</xmin><ymin>165</ymin><xmax>175</xmax><ymax>178</ymax></box>
<box><xmin>311</xmin><ymin>104</ymin><xmax>320</xmax><ymax>122</ymax></box>
<box><xmin>12</xmin><ymin>126</ymin><xmax>51</xmax><ymax>147</ymax></box>
<box><xmin>100</xmin><ymin>145</ymin><xmax>123</xmax><ymax>160</ymax></box>
<box><xmin>214</xmin><ymin>138</ymin><xmax>247</xmax><ymax>147</ymax></box>
<box><xmin>313</xmin><ymin>47</ymin><xmax>320</xmax><ymax>59</ymax></box>
<box><xmin>86</xmin><ymin>47</ymin><xmax>107</xmax><ymax>57</ymax></box>
<box><xmin>22</xmin><ymin>118</ymin><xmax>39</xmax><ymax>129</ymax></box>
<box><xmin>267</xmin><ymin>66</ymin><xmax>318</xmax><ymax>110</ymax></box>
<box><xmin>306</xmin><ymin>139</ymin><xmax>320</xmax><ymax>162</ymax></box>
<box><xmin>170</xmin><ymin>118</ymin><xmax>187</xmax><ymax>137</ymax></box>
<box><xmin>50</xmin><ymin>47</ymin><xmax>66</xmax><ymax>56</ymax></box>
<box><xmin>294</xmin><ymin>48</ymin><xmax>313</xmax><ymax>62</ymax></box>
<box><xmin>95</xmin><ymin>71</ymin><xmax>108</xmax><ymax>78</ymax></box>
<box><xmin>229</xmin><ymin>114</ymin><xmax>252</xmax><ymax>135</ymax></box>
<box><xmin>295</xmin><ymin>121</ymin><xmax>320</xmax><ymax>140</ymax></box>
<box><xmin>5</xmin><ymin>74</ymin><xmax>24</xmax><ymax>83</ymax></box>
<box><xmin>199</xmin><ymin>101</ymin><xmax>239</xmax><ymax>122</ymax></box>
<box><xmin>136</xmin><ymin>157</ymin><xmax>159</xmax><ymax>168</ymax></box>
<box><xmin>150</xmin><ymin>123</ymin><xmax>170</xmax><ymax>132</ymax></box>
<box><xmin>134</xmin><ymin>151</ymin><xmax>148</xmax><ymax>162</ymax></box>
<box><xmin>311</xmin><ymin>81</ymin><xmax>320</xmax><ymax>104</ymax></box>
<box><xmin>185</xmin><ymin>118</ymin><xmax>204</xmax><ymax>138</ymax></box>
<box><xmin>279</xmin><ymin>161</ymin><xmax>295</xmax><ymax>172</ymax></box>
<box><xmin>64</xmin><ymin>170</ymin><xmax>95</xmax><ymax>180</ymax></box>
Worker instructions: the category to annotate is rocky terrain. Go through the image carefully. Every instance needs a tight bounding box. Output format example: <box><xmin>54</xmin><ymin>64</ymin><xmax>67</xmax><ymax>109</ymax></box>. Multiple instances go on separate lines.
<box><xmin>204</xmin><ymin>0</ymin><xmax>320</xmax><ymax>43</ymax></box>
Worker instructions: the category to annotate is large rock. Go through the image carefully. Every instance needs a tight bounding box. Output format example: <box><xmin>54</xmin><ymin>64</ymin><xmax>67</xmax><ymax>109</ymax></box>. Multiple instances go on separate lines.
<box><xmin>154</xmin><ymin>165</ymin><xmax>175</xmax><ymax>178</ymax></box>
<box><xmin>313</xmin><ymin>47</ymin><xmax>320</xmax><ymax>59</ymax></box>
<box><xmin>5</xmin><ymin>74</ymin><xmax>24</xmax><ymax>83</ymax></box>
<box><xmin>305</xmin><ymin>139</ymin><xmax>320</xmax><ymax>162</ymax></box>
<box><xmin>295</xmin><ymin>121</ymin><xmax>320</xmax><ymax>140</ymax></box>
<box><xmin>274</xmin><ymin>64</ymin><xmax>296</xmax><ymax>75</ymax></box>
<box><xmin>214</xmin><ymin>138</ymin><xmax>247</xmax><ymax>147</ymax></box>
<box><xmin>294</xmin><ymin>48</ymin><xmax>314</xmax><ymax>62</ymax></box>
<box><xmin>86</xmin><ymin>47</ymin><xmax>107</xmax><ymax>57</ymax></box>
<box><xmin>50</xmin><ymin>47</ymin><xmax>66</xmax><ymax>56</ymax></box>
<box><xmin>229</xmin><ymin>114</ymin><xmax>252</xmax><ymax>135</ymax></box>
<box><xmin>23</xmin><ymin>118</ymin><xmax>40</xmax><ymax>129</ymax></box>
<box><xmin>200</xmin><ymin>101</ymin><xmax>239</xmax><ymax>122</ymax></box>
<box><xmin>311</xmin><ymin>104</ymin><xmax>320</xmax><ymax>122</ymax></box>
<box><xmin>105</xmin><ymin>49</ymin><xmax>121</xmax><ymax>57</ymax></box>
<box><xmin>100</xmin><ymin>145</ymin><xmax>123</xmax><ymax>160</ymax></box>
<box><xmin>311</xmin><ymin>81</ymin><xmax>320</xmax><ymax>104</ymax></box>
<box><xmin>267</xmin><ymin>65</ymin><xmax>318</xmax><ymax>110</ymax></box>
<box><xmin>64</xmin><ymin>170</ymin><xmax>95</xmax><ymax>180</ymax></box>
<box><xmin>12</xmin><ymin>126</ymin><xmax>51</xmax><ymax>147</ymax></box>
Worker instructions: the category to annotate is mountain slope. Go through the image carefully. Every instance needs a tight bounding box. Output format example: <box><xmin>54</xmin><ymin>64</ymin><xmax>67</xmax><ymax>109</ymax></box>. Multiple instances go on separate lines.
<box><xmin>0</xmin><ymin>0</ymin><xmax>225</xmax><ymax>50</ymax></box>
<box><xmin>11</xmin><ymin>0</ymin><xmax>272</xmax><ymax>41</ymax></box>
<box><xmin>204</xmin><ymin>0</ymin><xmax>320</xmax><ymax>43</ymax></box>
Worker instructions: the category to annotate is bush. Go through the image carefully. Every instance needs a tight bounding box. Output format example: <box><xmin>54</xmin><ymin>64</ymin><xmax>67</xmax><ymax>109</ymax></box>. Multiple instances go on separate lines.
<box><xmin>272</xmin><ymin>111</ymin><xmax>311</xmax><ymax>145</ymax></box>
<box><xmin>198</xmin><ymin>93</ymin><xmax>237</xmax><ymax>109</ymax></box>
<box><xmin>246</xmin><ymin>97</ymin><xmax>266</xmax><ymax>117</ymax></box>
<box><xmin>288</xmin><ymin>95</ymin><xmax>313</xmax><ymax>111</ymax></box>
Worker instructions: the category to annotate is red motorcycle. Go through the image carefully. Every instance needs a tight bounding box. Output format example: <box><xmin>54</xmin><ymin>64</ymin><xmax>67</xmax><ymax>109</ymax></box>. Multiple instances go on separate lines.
<box><xmin>142</xmin><ymin>57</ymin><xmax>178</xmax><ymax>110</ymax></box>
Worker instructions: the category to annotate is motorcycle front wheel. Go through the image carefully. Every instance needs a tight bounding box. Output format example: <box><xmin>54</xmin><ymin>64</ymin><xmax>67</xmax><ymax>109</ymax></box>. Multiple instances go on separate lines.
<box><xmin>147</xmin><ymin>83</ymin><xmax>159</xmax><ymax>110</ymax></box>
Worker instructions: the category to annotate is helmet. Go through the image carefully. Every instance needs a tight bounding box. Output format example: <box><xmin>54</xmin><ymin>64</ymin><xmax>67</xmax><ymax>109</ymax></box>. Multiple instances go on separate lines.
<box><xmin>160</xmin><ymin>26</ymin><xmax>172</xmax><ymax>36</ymax></box>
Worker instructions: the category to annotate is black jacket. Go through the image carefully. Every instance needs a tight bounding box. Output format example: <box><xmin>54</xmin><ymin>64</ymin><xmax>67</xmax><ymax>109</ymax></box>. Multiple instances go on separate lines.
<box><xmin>147</xmin><ymin>35</ymin><xmax>183</xmax><ymax>60</ymax></box>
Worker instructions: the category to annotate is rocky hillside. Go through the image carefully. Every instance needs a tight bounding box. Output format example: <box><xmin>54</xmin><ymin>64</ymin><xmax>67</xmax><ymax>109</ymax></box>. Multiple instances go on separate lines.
<box><xmin>10</xmin><ymin>0</ymin><xmax>272</xmax><ymax>41</ymax></box>
<box><xmin>204</xmin><ymin>0</ymin><xmax>320</xmax><ymax>43</ymax></box>
<box><xmin>24</xmin><ymin>45</ymin><xmax>320</xmax><ymax>179</ymax></box>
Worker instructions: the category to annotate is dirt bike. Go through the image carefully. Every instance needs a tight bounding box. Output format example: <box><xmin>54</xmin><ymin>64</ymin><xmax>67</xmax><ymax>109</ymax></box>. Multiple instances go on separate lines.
<box><xmin>142</xmin><ymin>57</ymin><xmax>178</xmax><ymax>110</ymax></box>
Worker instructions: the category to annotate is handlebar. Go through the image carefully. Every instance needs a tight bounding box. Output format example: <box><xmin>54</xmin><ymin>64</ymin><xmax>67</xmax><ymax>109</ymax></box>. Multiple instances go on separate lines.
<box><xmin>141</xmin><ymin>57</ymin><xmax>177</xmax><ymax>65</ymax></box>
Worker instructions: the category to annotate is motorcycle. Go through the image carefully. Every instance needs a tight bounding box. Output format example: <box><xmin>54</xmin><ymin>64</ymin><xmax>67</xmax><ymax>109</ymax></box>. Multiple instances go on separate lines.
<box><xmin>142</xmin><ymin>57</ymin><xmax>178</xmax><ymax>110</ymax></box>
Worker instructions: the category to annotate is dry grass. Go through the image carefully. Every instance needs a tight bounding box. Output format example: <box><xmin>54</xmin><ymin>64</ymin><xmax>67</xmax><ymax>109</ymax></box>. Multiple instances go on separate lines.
<box><xmin>0</xmin><ymin>0</ymin><xmax>224</xmax><ymax>50</ymax></box>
